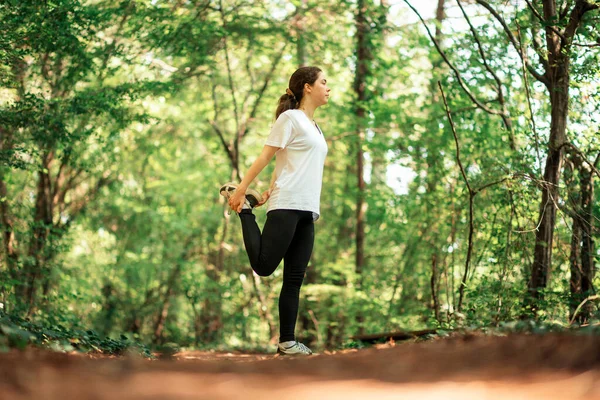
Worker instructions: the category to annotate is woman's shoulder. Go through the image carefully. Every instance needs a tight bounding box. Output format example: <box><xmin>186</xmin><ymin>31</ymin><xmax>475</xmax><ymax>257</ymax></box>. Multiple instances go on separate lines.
<box><xmin>279</xmin><ymin>109</ymin><xmax>304</xmax><ymax>120</ymax></box>
<box><xmin>279</xmin><ymin>110</ymin><xmax>309</xmax><ymax>129</ymax></box>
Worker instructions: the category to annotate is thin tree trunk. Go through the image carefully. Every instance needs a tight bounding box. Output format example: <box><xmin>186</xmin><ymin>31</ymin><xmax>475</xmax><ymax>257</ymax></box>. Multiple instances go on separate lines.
<box><xmin>127</xmin><ymin>288</ymin><xmax>156</xmax><ymax>335</ymax></box>
<box><xmin>295</xmin><ymin>0</ymin><xmax>308</xmax><ymax>67</ymax></box>
<box><xmin>153</xmin><ymin>240</ymin><xmax>194</xmax><ymax>344</ymax></box>
<box><xmin>100</xmin><ymin>283</ymin><xmax>117</xmax><ymax>337</ymax></box>
<box><xmin>425</xmin><ymin>0</ymin><xmax>446</xmax><ymax>320</ymax></box>
<box><xmin>430</xmin><ymin>254</ymin><xmax>441</xmax><ymax>323</ymax></box>
<box><xmin>495</xmin><ymin>190</ymin><xmax>515</xmax><ymax>324</ymax></box>
<box><xmin>152</xmin><ymin>267</ymin><xmax>181</xmax><ymax>345</ymax></box>
<box><xmin>444</xmin><ymin>182</ymin><xmax>459</xmax><ymax>321</ymax></box>
<box><xmin>294</xmin><ymin>2</ymin><xmax>315</xmax><ymax>343</ymax></box>
<box><xmin>200</xmin><ymin>240</ymin><xmax>224</xmax><ymax>344</ymax></box>
<box><xmin>385</xmin><ymin>231</ymin><xmax>420</xmax><ymax>328</ymax></box>
<box><xmin>352</xmin><ymin>0</ymin><xmax>370</xmax><ymax>335</ymax></box>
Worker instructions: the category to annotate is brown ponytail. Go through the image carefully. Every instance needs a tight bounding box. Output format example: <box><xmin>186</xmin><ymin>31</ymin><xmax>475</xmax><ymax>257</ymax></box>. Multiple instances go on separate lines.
<box><xmin>275</xmin><ymin>66</ymin><xmax>322</xmax><ymax>119</ymax></box>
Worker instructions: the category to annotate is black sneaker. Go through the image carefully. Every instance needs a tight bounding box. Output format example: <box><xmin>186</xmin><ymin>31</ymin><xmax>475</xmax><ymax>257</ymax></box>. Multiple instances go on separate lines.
<box><xmin>219</xmin><ymin>182</ymin><xmax>263</xmax><ymax>208</ymax></box>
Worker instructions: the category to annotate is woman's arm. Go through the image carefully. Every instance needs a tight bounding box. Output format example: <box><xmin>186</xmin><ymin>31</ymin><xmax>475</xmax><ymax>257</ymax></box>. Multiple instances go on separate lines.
<box><xmin>229</xmin><ymin>145</ymin><xmax>279</xmax><ymax>212</ymax></box>
<box><xmin>255</xmin><ymin>169</ymin><xmax>278</xmax><ymax>207</ymax></box>
<box><xmin>269</xmin><ymin>169</ymin><xmax>277</xmax><ymax>191</ymax></box>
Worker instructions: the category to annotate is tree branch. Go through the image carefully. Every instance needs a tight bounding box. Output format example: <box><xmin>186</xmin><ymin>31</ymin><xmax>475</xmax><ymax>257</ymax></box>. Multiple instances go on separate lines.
<box><xmin>210</xmin><ymin>77</ymin><xmax>236</xmax><ymax>169</ymax></box>
<box><xmin>61</xmin><ymin>172</ymin><xmax>114</xmax><ymax>229</ymax></box>
<box><xmin>54</xmin><ymin>169</ymin><xmax>84</xmax><ymax>216</ymax></box>
<box><xmin>52</xmin><ymin>153</ymin><xmax>71</xmax><ymax>200</ymax></box>
<box><xmin>563</xmin><ymin>0</ymin><xmax>599</xmax><ymax>47</ymax></box>
<box><xmin>242</xmin><ymin>43</ymin><xmax>257</xmax><ymax>108</ymax></box>
<box><xmin>563</xmin><ymin>142</ymin><xmax>600</xmax><ymax>179</ymax></box>
<box><xmin>456</xmin><ymin>0</ymin><xmax>513</xmax><ymax>144</ymax></box>
<box><xmin>403</xmin><ymin>0</ymin><xmax>509</xmax><ymax>120</ymax></box>
<box><xmin>241</xmin><ymin>42</ymin><xmax>288</xmax><ymax>140</ymax></box>
<box><xmin>218</xmin><ymin>0</ymin><xmax>240</xmax><ymax>137</ymax></box>
<box><xmin>516</xmin><ymin>22</ymin><xmax>542</xmax><ymax>170</ymax></box>
<box><xmin>524</xmin><ymin>0</ymin><xmax>567</xmax><ymax>43</ymax></box>
<box><xmin>474</xmin><ymin>177</ymin><xmax>509</xmax><ymax>195</ymax></box>
<box><xmin>474</xmin><ymin>0</ymin><xmax>549</xmax><ymax>86</ymax></box>
<box><xmin>573</xmin><ymin>41</ymin><xmax>600</xmax><ymax>48</ymax></box>
<box><xmin>438</xmin><ymin>81</ymin><xmax>512</xmax><ymax>312</ymax></box>
<box><xmin>530</xmin><ymin>23</ymin><xmax>550</xmax><ymax>71</ymax></box>
<box><xmin>438</xmin><ymin>81</ymin><xmax>472</xmax><ymax>314</ymax></box>
<box><xmin>98</xmin><ymin>1</ymin><xmax>135</xmax><ymax>82</ymax></box>
<box><xmin>210</xmin><ymin>121</ymin><xmax>236</xmax><ymax>168</ymax></box>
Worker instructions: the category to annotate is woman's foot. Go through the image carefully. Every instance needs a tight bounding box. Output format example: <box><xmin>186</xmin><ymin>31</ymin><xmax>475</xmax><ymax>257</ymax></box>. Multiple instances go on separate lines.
<box><xmin>219</xmin><ymin>182</ymin><xmax>264</xmax><ymax>208</ymax></box>
<box><xmin>277</xmin><ymin>341</ymin><xmax>313</xmax><ymax>356</ymax></box>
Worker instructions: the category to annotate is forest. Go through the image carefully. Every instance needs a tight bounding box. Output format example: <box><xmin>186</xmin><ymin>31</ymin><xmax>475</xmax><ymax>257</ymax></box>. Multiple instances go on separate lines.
<box><xmin>0</xmin><ymin>0</ymin><xmax>599</xmax><ymax>354</ymax></box>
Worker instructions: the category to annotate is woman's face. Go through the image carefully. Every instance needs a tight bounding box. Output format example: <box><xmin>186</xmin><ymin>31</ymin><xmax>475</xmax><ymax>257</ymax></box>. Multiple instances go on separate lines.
<box><xmin>306</xmin><ymin>72</ymin><xmax>330</xmax><ymax>107</ymax></box>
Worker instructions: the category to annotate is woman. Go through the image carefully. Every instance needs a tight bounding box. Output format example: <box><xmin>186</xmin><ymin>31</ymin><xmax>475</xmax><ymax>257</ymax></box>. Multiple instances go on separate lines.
<box><xmin>220</xmin><ymin>66</ymin><xmax>330</xmax><ymax>355</ymax></box>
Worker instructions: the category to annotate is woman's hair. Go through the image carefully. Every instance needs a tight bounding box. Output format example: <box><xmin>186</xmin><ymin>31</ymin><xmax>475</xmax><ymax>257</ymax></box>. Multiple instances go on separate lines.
<box><xmin>275</xmin><ymin>66</ymin><xmax>322</xmax><ymax>119</ymax></box>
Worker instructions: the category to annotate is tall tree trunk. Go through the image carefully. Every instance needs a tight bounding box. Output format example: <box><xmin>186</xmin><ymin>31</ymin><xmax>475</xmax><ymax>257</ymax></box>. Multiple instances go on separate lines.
<box><xmin>529</xmin><ymin>88</ymin><xmax>568</xmax><ymax>302</ymax></box>
<box><xmin>566</xmin><ymin>155</ymin><xmax>595</xmax><ymax>323</ymax></box>
<box><xmin>528</xmin><ymin>0</ymin><xmax>595</xmax><ymax>306</ymax></box>
<box><xmin>1</xmin><ymin>58</ymin><xmax>27</xmax><ymax>313</ymax></box>
<box><xmin>579</xmin><ymin>163</ymin><xmax>595</xmax><ymax>322</ymax></box>
<box><xmin>353</xmin><ymin>0</ymin><xmax>386</xmax><ymax>283</ymax></box>
<box><xmin>354</xmin><ymin>0</ymin><xmax>368</xmax><ymax>284</ymax></box>
<box><xmin>100</xmin><ymin>283</ymin><xmax>117</xmax><ymax>337</ymax></box>
<box><xmin>0</xmin><ymin>133</ymin><xmax>18</xmax><ymax>297</ymax></box>
<box><xmin>566</xmin><ymin>159</ymin><xmax>583</xmax><ymax>321</ymax></box>
<box><xmin>24</xmin><ymin>153</ymin><xmax>54</xmax><ymax>314</ymax></box>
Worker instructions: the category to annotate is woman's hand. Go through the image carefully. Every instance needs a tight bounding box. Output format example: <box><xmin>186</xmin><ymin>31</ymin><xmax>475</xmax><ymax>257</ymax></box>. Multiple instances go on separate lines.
<box><xmin>257</xmin><ymin>189</ymin><xmax>271</xmax><ymax>207</ymax></box>
<box><xmin>228</xmin><ymin>188</ymin><xmax>247</xmax><ymax>213</ymax></box>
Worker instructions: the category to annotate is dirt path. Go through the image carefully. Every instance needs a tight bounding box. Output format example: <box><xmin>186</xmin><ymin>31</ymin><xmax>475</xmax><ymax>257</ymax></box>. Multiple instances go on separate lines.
<box><xmin>1</xmin><ymin>334</ymin><xmax>600</xmax><ymax>399</ymax></box>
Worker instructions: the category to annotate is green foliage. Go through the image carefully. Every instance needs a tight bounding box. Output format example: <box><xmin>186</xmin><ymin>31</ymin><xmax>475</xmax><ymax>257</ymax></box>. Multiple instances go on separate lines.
<box><xmin>0</xmin><ymin>312</ymin><xmax>152</xmax><ymax>357</ymax></box>
<box><xmin>0</xmin><ymin>0</ymin><xmax>599</xmax><ymax>354</ymax></box>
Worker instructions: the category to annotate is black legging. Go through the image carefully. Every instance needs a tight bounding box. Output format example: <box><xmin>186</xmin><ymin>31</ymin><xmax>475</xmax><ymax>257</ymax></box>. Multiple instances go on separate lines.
<box><xmin>238</xmin><ymin>209</ymin><xmax>314</xmax><ymax>342</ymax></box>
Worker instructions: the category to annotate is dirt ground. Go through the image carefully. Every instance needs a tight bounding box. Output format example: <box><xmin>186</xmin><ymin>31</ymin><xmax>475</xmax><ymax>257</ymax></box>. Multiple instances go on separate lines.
<box><xmin>1</xmin><ymin>333</ymin><xmax>600</xmax><ymax>400</ymax></box>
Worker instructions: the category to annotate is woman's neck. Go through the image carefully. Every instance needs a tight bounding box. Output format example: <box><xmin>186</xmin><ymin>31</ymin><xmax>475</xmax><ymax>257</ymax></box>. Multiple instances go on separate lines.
<box><xmin>299</xmin><ymin>100</ymin><xmax>317</xmax><ymax>121</ymax></box>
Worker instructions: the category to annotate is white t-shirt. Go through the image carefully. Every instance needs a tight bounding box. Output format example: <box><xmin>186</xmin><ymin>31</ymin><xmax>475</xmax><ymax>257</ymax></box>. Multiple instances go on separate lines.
<box><xmin>264</xmin><ymin>109</ymin><xmax>328</xmax><ymax>217</ymax></box>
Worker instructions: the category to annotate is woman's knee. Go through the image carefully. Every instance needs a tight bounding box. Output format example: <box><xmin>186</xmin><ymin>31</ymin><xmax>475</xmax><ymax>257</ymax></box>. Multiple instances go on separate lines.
<box><xmin>253</xmin><ymin>261</ymin><xmax>279</xmax><ymax>277</ymax></box>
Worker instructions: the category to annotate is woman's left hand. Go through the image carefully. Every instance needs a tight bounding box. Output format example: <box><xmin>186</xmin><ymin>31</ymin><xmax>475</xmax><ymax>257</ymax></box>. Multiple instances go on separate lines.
<box><xmin>256</xmin><ymin>189</ymin><xmax>271</xmax><ymax>207</ymax></box>
<box><xmin>257</xmin><ymin>189</ymin><xmax>271</xmax><ymax>207</ymax></box>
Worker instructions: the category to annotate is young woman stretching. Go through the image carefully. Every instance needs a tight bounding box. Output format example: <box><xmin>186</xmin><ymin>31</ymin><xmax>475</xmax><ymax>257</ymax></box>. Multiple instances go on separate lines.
<box><xmin>220</xmin><ymin>66</ymin><xmax>330</xmax><ymax>355</ymax></box>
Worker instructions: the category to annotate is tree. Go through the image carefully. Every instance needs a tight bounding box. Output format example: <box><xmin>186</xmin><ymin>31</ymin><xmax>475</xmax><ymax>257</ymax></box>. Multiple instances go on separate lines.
<box><xmin>522</xmin><ymin>0</ymin><xmax>598</xmax><ymax>307</ymax></box>
<box><xmin>0</xmin><ymin>0</ymin><xmax>142</xmax><ymax>314</ymax></box>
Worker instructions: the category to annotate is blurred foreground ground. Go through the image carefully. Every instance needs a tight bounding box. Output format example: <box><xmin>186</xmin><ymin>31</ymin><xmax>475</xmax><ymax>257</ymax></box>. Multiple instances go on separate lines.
<box><xmin>1</xmin><ymin>333</ymin><xmax>600</xmax><ymax>400</ymax></box>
